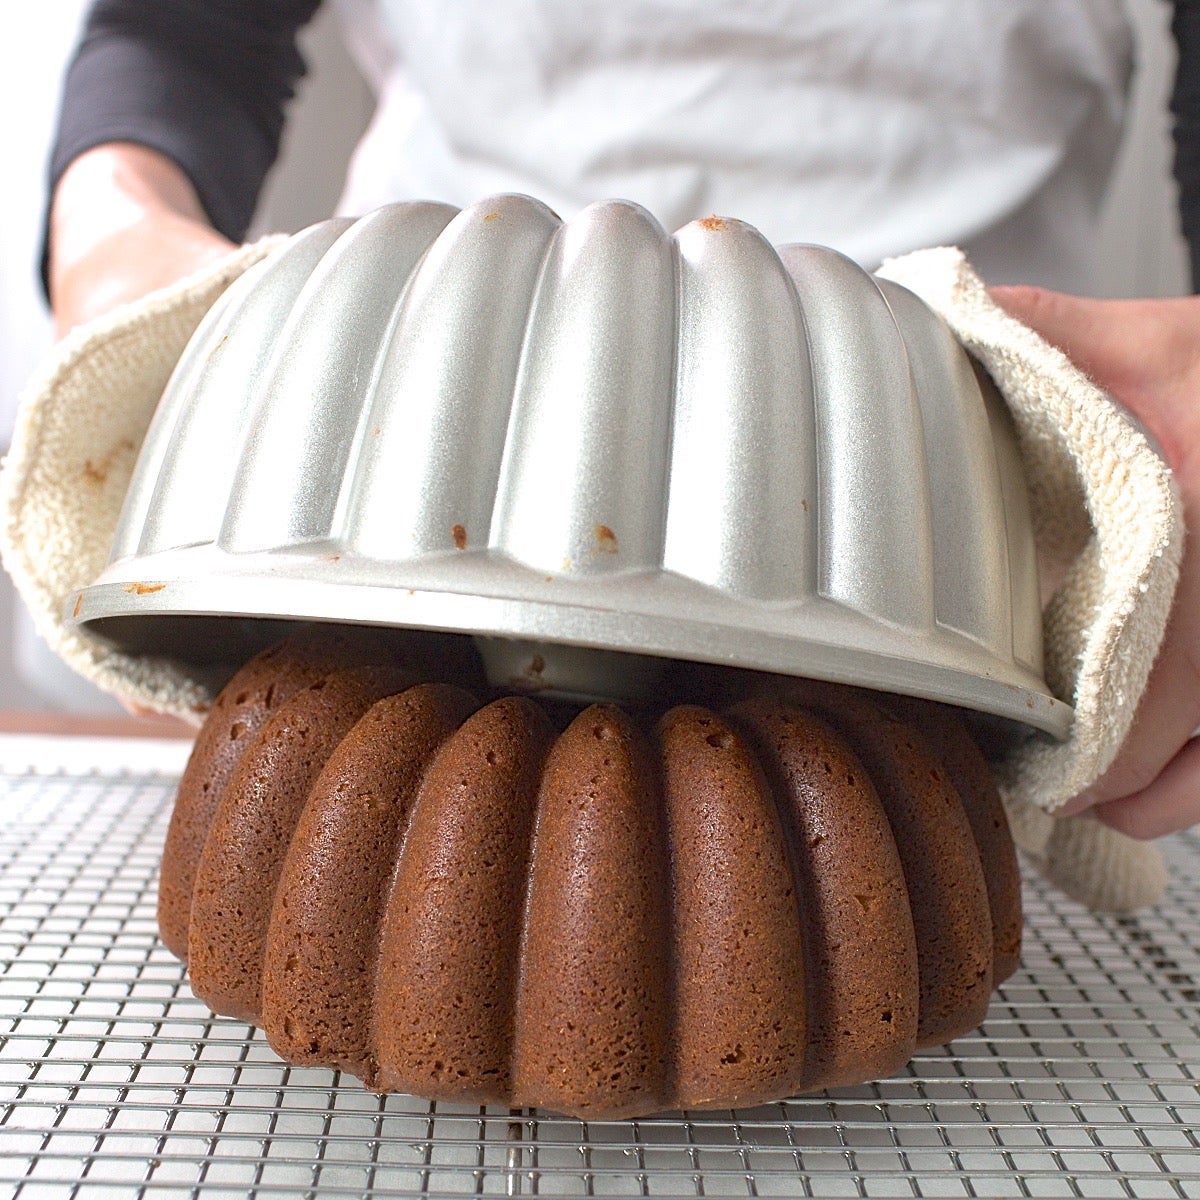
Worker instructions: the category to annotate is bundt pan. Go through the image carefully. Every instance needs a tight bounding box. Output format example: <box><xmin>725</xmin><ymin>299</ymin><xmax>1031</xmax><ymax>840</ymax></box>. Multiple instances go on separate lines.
<box><xmin>67</xmin><ymin>193</ymin><xmax>1070</xmax><ymax>738</ymax></box>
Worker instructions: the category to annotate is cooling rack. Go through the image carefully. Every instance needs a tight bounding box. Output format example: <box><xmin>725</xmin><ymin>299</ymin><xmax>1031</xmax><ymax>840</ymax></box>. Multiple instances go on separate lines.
<box><xmin>0</xmin><ymin>762</ymin><xmax>1198</xmax><ymax>1198</ymax></box>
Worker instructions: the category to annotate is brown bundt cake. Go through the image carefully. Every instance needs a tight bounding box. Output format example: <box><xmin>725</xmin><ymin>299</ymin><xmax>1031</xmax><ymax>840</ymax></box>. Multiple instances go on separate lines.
<box><xmin>159</xmin><ymin>629</ymin><xmax>1021</xmax><ymax>1118</ymax></box>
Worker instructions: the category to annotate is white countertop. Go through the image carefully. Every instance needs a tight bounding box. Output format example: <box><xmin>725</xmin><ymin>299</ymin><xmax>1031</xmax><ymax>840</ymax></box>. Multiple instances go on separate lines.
<box><xmin>0</xmin><ymin>712</ymin><xmax>194</xmax><ymax>777</ymax></box>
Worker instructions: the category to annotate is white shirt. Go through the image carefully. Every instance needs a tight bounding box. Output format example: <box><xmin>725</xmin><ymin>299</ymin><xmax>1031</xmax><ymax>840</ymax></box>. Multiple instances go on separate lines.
<box><xmin>334</xmin><ymin>0</ymin><xmax>1133</xmax><ymax>292</ymax></box>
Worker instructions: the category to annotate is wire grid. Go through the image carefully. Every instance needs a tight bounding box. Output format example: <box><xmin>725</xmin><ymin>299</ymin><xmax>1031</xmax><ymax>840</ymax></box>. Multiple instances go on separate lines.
<box><xmin>0</xmin><ymin>770</ymin><xmax>1197</xmax><ymax>1200</ymax></box>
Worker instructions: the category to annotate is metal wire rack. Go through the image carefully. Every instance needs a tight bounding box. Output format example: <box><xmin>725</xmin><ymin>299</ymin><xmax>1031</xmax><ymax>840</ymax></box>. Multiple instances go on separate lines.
<box><xmin>0</xmin><ymin>766</ymin><xmax>1197</xmax><ymax>1198</ymax></box>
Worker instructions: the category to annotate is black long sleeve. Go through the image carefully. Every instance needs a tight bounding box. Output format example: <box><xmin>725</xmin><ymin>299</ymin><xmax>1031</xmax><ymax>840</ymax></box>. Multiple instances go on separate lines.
<box><xmin>1171</xmin><ymin>0</ymin><xmax>1200</xmax><ymax>290</ymax></box>
<box><xmin>49</xmin><ymin>0</ymin><xmax>322</xmax><ymax>245</ymax></box>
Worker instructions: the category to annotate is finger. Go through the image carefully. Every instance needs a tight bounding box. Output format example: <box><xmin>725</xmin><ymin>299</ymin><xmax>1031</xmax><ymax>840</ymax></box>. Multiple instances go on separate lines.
<box><xmin>1055</xmin><ymin>791</ymin><xmax>1095</xmax><ymax>817</ymax></box>
<box><xmin>989</xmin><ymin>286</ymin><xmax>1116</xmax><ymax>376</ymax></box>
<box><xmin>1091</xmin><ymin>736</ymin><xmax>1200</xmax><ymax>839</ymax></box>
<box><xmin>989</xmin><ymin>286</ymin><xmax>1151</xmax><ymax>384</ymax></box>
<box><xmin>990</xmin><ymin>286</ymin><xmax>1200</xmax><ymax>468</ymax></box>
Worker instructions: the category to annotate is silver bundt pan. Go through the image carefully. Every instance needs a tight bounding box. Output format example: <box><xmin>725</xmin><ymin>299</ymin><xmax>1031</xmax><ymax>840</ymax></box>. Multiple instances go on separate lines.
<box><xmin>68</xmin><ymin>194</ymin><xmax>1071</xmax><ymax>738</ymax></box>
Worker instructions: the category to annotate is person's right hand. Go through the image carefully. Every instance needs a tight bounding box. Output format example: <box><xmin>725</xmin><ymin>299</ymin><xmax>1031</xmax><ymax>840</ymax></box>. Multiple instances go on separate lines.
<box><xmin>992</xmin><ymin>284</ymin><xmax>1200</xmax><ymax>841</ymax></box>
<box><xmin>49</xmin><ymin>142</ymin><xmax>236</xmax><ymax>338</ymax></box>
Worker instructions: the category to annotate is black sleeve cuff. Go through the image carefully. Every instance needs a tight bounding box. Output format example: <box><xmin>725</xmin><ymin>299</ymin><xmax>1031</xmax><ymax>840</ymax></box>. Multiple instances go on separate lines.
<box><xmin>1170</xmin><ymin>0</ymin><xmax>1200</xmax><ymax>291</ymax></box>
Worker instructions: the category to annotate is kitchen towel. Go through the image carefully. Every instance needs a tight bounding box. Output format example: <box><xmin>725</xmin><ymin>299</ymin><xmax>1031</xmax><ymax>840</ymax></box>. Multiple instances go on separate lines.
<box><xmin>878</xmin><ymin>246</ymin><xmax>1179</xmax><ymax>912</ymax></box>
<box><xmin>0</xmin><ymin>234</ymin><xmax>1180</xmax><ymax>911</ymax></box>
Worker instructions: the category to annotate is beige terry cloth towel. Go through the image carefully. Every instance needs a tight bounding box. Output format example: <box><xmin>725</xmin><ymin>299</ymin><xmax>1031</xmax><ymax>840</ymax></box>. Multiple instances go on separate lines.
<box><xmin>878</xmin><ymin>247</ymin><xmax>1181</xmax><ymax>913</ymax></box>
<box><xmin>0</xmin><ymin>239</ymin><xmax>1183</xmax><ymax>912</ymax></box>
<box><xmin>0</xmin><ymin>238</ymin><xmax>286</xmax><ymax>719</ymax></box>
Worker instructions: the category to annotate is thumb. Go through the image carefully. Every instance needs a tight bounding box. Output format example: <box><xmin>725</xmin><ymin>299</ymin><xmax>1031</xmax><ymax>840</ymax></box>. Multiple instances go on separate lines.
<box><xmin>990</xmin><ymin>285</ymin><xmax>1200</xmax><ymax>471</ymax></box>
<box><xmin>989</xmin><ymin>286</ymin><xmax>1148</xmax><ymax>398</ymax></box>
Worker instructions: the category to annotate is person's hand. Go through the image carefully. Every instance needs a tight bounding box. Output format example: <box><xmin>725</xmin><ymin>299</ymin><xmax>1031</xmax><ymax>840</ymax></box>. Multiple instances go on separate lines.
<box><xmin>991</xmin><ymin>284</ymin><xmax>1200</xmax><ymax>839</ymax></box>
<box><xmin>49</xmin><ymin>142</ymin><xmax>236</xmax><ymax>338</ymax></box>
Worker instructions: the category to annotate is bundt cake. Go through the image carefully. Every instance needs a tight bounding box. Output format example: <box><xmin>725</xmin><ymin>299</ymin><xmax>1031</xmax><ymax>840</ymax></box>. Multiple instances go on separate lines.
<box><xmin>159</xmin><ymin>628</ymin><xmax>1021</xmax><ymax>1118</ymax></box>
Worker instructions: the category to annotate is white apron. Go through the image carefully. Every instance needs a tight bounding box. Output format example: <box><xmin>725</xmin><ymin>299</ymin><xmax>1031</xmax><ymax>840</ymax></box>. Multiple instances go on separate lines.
<box><xmin>332</xmin><ymin>0</ymin><xmax>1133</xmax><ymax>291</ymax></box>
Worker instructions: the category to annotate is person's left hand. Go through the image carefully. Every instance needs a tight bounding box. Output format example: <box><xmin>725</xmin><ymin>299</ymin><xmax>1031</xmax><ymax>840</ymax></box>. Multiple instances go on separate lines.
<box><xmin>991</xmin><ymin>285</ymin><xmax>1200</xmax><ymax>839</ymax></box>
<box><xmin>49</xmin><ymin>143</ymin><xmax>236</xmax><ymax>338</ymax></box>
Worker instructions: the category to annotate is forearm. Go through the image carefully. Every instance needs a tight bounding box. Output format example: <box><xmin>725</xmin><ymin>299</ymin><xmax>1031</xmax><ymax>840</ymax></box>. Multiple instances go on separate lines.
<box><xmin>51</xmin><ymin>0</ymin><xmax>321</xmax><ymax>244</ymax></box>
<box><xmin>48</xmin><ymin>143</ymin><xmax>236</xmax><ymax>336</ymax></box>
<box><xmin>45</xmin><ymin>0</ymin><xmax>321</xmax><ymax>332</ymax></box>
<box><xmin>51</xmin><ymin>142</ymin><xmax>213</xmax><ymax>281</ymax></box>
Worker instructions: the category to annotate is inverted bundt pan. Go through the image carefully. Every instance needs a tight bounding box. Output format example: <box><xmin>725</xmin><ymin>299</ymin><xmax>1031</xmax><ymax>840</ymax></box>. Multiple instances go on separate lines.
<box><xmin>69</xmin><ymin>194</ymin><xmax>1070</xmax><ymax>737</ymax></box>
